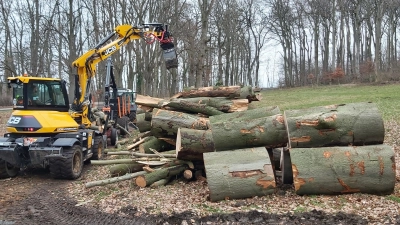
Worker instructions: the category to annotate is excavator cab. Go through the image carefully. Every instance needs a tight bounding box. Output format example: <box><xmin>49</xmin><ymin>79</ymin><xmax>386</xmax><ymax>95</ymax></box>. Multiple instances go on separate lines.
<box><xmin>9</xmin><ymin>77</ymin><xmax>70</xmax><ymax>111</ymax></box>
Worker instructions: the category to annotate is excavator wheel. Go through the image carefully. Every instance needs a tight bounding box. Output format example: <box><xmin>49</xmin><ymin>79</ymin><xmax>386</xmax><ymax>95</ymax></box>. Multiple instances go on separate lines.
<box><xmin>91</xmin><ymin>135</ymin><xmax>105</xmax><ymax>160</ymax></box>
<box><xmin>49</xmin><ymin>145</ymin><xmax>83</xmax><ymax>180</ymax></box>
<box><xmin>0</xmin><ymin>159</ymin><xmax>19</xmax><ymax>179</ymax></box>
<box><xmin>117</xmin><ymin>116</ymin><xmax>130</xmax><ymax>136</ymax></box>
<box><xmin>110</xmin><ymin>128</ymin><xmax>118</xmax><ymax>146</ymax></box>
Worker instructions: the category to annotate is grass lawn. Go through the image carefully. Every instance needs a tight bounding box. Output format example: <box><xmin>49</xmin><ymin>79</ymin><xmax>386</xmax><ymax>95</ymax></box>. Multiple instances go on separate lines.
<box><xmin>251</xmin><ymin>83</ymin><xmax>400</xmax><ymax>121</ymax></box>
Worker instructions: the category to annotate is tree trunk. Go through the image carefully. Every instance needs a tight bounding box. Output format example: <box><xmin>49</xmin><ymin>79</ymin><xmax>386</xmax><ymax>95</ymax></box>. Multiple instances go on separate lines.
<box><xmin>109</xmin><ymin>163</ymin><xmax>144</xmax><ymax>177</ymax></box>
<box><xmin>151</xmin><ymin>109</ymin><xmax>210</xmax><ymax>138</ymax></box>
<box><xmin>138</xmin><ymin>136</ymin><xmax>174</xmax><ymax>154</ymax></box>
<box><xmin>85</xmin><ymin>171</ymin><xmax>147</xmax><ymax>189</ymax></box>
<box><xmin>136</xmin><ymin>113</ymin><xmax>152</xmax><ymax>132</ymax></box>
<box><xmin>171</xmin><ymin>86</ymin><xmax>252</xmax><ymax>99</ymax></box>
<box><xmin>209</xmin><ymin>106</ymin><xmax>280</xmax><ymax>124</ymax></box>
<box><xmin>135</xmin><ymin>165</ymin><xmax>187</xmax><ymax>187</ymax></box>
<box><xmin>164</xmin><ymin>99</ymin><xmax>224</xmax><ymax>116</ymax></box>
<box><xmin>176</xmin><ymin>128</ymin><xmax>215</xmax><ymax>161</ymax></box>
<box><xmin>284</xmin><ymin>102</ymin><xmax>384</xmax><ymax>148</ymax></box>
<box><xmin>290</xmin><ymin>145</ymin><xmax>396</xmax><ymax>195</ymax></box>
<box><xmin>204</xmin><ymin>147</ymin><xmax>275</xmax><ymax>202</ymax></box>
<box><xmin>167</xmin><ymin>97</ymin><xmax>248</xmax><ymax>113</ymax></box>
<box><xmin>210</xmin><ymin>114</ymin><xmax>288</xmax><ymax>151</ymax></box>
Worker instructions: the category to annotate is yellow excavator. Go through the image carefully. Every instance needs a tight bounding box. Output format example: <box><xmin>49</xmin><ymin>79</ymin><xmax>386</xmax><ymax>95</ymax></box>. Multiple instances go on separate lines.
<box><xmin>0</xmin><ymin>23</ymin><xmax>178</xmax><ymax>179</ymax></box>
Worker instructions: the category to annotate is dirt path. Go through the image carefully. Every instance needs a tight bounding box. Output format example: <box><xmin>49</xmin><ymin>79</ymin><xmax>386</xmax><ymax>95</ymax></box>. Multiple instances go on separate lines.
<box><xmin>0</xmin><ymin>168</ymin><xmax>379</xmax><ymax>225</ymax></box>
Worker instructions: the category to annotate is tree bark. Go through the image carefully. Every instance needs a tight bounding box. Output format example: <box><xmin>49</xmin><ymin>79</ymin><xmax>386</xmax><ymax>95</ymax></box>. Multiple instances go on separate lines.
<box><xmin>135</xmin><ymin>165</ymin><xmax>187</xmax><ymax>187</ymax></box>
<box><xmin>176</xmin><ymin>128</ymin><xmax>215</xmax><ymax>161</ymax></box>
<box><xmin>290</xmin><ymin>145</ymin><xmax>396</xmax><ymax>195</ymax></box>
<box><xmin>210</xmin><ymin>114</ymin><xmax>288</xmax><ymax>151</ymax></box>
<box><xmin>151</xmin><ymin>108</ymin><xmax>210</xmax><ymax>138</ymax></box>
<box><xmin>138</xmin><ymin>136</ymin><xmax>174</xmax><ymax>154</ymax></box>
<box><xmin>171</xmin><ymin>86</ymin><xmax>253</xmax><ymax>99</ymax></box>
<box><xmin>204</xmin><ymin>147</ymin><xmax>275</xmax><ymax>202</ymax></box>
<box><xmin>136</xmin><ymin>113</ymin><xmax>152</xmax><ymax>132</ymax></box>
<box><xmin>167</xmin><ymin>97</ymin><xmax>248</xmax><ymax>113</ymax></box>
<box><xmin>135</xmin><ymin>94</ymin><xmax>165</xmax><ymax>108</ymax></box>
<box><xmin>284</xmin><ymin>102</ymin><xmax>384</xmax><ymax>148</ymax></box>
<box><xmin>163</xmin><ymin>99</ymin><xmax>224</xmax><ymax>116</ymax></box>
<box><xmin>85</xmin><ymin>171</ymin><xmax>147</xmax><ymax>189</ymax></box>
<box><xmin>109</xmin><ymin>163</ymin><xmax>144</xmax><ymax>177</ymax></box>
<box><xmin>209</xmin><ymin>106</ymin><xmax>280</xmax><ymax>124</ymax></box>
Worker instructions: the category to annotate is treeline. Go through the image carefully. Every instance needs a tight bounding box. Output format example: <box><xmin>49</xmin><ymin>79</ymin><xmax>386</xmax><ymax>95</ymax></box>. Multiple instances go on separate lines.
<box><xmin>0</xmin><ymin>0</ymin><xmax>399</xmax><ymax>98</ymax></box>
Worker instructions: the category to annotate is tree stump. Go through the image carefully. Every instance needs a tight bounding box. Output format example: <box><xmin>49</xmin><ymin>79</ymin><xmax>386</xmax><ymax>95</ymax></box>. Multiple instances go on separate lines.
<box><xmin>210</xmin><ymin>114</ymin><xmax>288</xmax><ymax>151</ymax></box>
<box><xmin>290</xmin><ymin>145</ymin><xmax>396</xmax><ymax>195</ymax></box>
<box><xmin>284</xmin><ymin>102</ymin><xmax>385</xmax><ymax>148</ymax></box>
<box><xmin>151</xmin><ymin>109</ymin><xmax>210</xmax><ymax>138</ymax></box>
<box><xmin>204</xmin><ymin>147</ymin><xmax>275</xmax><ymax>201</ymax></box>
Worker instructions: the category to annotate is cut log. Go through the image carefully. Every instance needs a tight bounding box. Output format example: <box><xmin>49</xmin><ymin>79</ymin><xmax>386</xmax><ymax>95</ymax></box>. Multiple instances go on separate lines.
<box><xmin>109</xmin><ymin>163</ymin><xmax>144</xmax><ymax>177</ymax></box>
<box><xmin>209</xmin><ymin>106</ymin><xmax>280</xmax><ymax>124</ymax></box>
<box><xmin>135</xmin><ymin>165</ymin><xmax>187</xmax><ymax>187</ymax></box>
<box><xmin>176</xmin><ymin>128</ymin><xmax>215</xmax><ymax>161</ymax></box>
<box><xmin>165</xmin><ymin>97</ymin><xmax>248</xmax><ymax>113</ymax></box>
<box><xmin>135</xmin><ymin>94</ymin><xmax>165</xmax><ymax>108</ymax></box>
<box><xmin>138</xmin><ymin>136</ymin><xmax>174</xmax><ymax>154</ymax></box>
<box><xmin>183</xmin><ymin>170</ymin><xmax>193</xmax><ymax>180</ymax></box>
<box><xmin>171</xmin><ymin>86</ymin><xmax>242</xmax><ymax>99</ymax></box>
<box><xmin>127</xmin><ymin>136</ymin><xmax>150</xmax><ymax>150</ymax></box>
<box><xmin>290</xmin><ymin>145</ymin><xmax>396</xmax><ymax>195</ymax></box>
<box><xmin>151</xmin><ymin>109</ymin><xmax>210</xmax><ymax>138</ymax></box>
<box><xmin>85</xmin><ymin>171</ymin><xmax>147</xmax><ymax>189</ymax></box>
<box><xmin>284</xmin><ymin>102</ymin><xmax>385</xmax><ymax>148</ymax></box>
<box><xmin>163</xmin><ymin>100</ymin><xmax>224</xmax><ymax>116</ymax></box>
<box><xmin>210</xmin><ymin>114</ymin><xmax>288</xmax><ymax>151</ymax></box>
<box><xmin>91</xmin><ymin>159</ymin><xmax>140</xmax><ymax>165</ymax></box>
<box><xmin>150</xmin><ymin>178</ymin><xmax>170</xmax><ymax>187</ymax></box>
<box><xmin>204</xmin><ymin>147</ymin><xmax>275</xmax><ymax>202</ymax></box>
<box><xmin>136</xmin><ymin>113</ymin><xmax>151</xmax><ymax>132</ymax></box>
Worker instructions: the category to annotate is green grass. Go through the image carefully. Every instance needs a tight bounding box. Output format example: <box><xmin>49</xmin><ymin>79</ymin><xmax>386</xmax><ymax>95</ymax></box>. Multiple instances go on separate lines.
<box><xmin>252</xmin><ymin>83</ymin><xmax>400</xmax><ymax>121</ymax></box>
<box><xmin>386</xmin><ymin>195</ymin><xmax>400</xmax><ymax>203</ymax></box>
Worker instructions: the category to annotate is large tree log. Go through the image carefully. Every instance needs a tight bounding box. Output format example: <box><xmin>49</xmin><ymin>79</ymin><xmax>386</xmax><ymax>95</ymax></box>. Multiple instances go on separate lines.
<box><xmin>163</xmin><ymin>99</ymin><xmax>224</xmax><ymax>116</ymax></box>
<box><xmin>138</xmin><ymin>136</ymin><xmax>174</xmax><ymax>154</ymax></box>
<box><xmin>176</xmin><ymin>128</ymin><xmax>215</xmax><ymax>160</ymax></box>
<box><xmin>166</xmin><ymin>97</ymin><xmax>248</xmax><ymax>113</ymax></box>
<box><xmin>284</xmin><ymin>102</ymin><xmax>384</xmax><ymax>148</ymax></box>
<box><xmin>151</xmin><ymin>109</ymin><xmax>210</xmax><ymax>138</ymax></box>
<box><xmin>135</xmin><ymin>94</ymin><xmax>165</xmax><ymax>108</ymax></box>
<box><xmin>204</xmin><ymin>147</ymin><xmax>275</xmax><ymax>202</ymax></box>
<box><xmin>210</xmin><ymin>114</ymin><xmax>288</xmax><ymax>151</ymax></box>
<box><xmin>209</xmin><ymin>106</ymin><xmax>280</xmax><ymax>124</ymax></box>
<box><xmin>135</xmin><ymin>165</ymin><xmax>187</xmax><ymax>187</ymax></box>
<box><xmin>290</xmin><ymin>145</ymin><xmax>396</xmax><ymax>195</ymax></box>
<box><xmin>171</xmin><ymin>86</ymin><xmax>242</xmax><ymax>99</ymax></box>
<box><xmin>136</xmin><ymin>113</ymin><xmax>152</xmax><ymax>132</ymax></box>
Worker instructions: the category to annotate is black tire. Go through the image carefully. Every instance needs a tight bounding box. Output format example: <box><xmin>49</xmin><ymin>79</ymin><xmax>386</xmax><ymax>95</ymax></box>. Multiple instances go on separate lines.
<box><xmin>117</xmin><ymin>116</ymin><xmax>130</xmax><ymax>136</ymax></box>
<box><xmin>110</xmin><ymin>128</ymin><xmax>118</xmax><ymax>146</ymax></box>
<box><xmin>0</xmin><ymin>159</ymin><xmax>19</xmax><ymax>179</ymax></box>
<box><xmin>91</xmin><ymin>135</ymin><xmax>104</xmax><ymax>160</ymax></box>
<box><xmin>49</xmin><ymin>145</ymin><xmax>83</xmax><ymax>180</ymax></box>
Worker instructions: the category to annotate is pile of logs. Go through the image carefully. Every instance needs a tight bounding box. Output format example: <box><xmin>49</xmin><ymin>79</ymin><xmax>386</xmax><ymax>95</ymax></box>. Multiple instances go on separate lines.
<box><xmin>86</xmin><ymin>85</ymin><xmax>396</xmax><ymax>202</ymax></box>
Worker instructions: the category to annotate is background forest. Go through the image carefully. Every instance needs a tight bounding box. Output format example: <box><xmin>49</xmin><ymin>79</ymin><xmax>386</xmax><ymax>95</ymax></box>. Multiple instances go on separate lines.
<box><xmin>0</xmin><ymin>0</ymin><xmax>400</xmax><ymax>99</ymax></box>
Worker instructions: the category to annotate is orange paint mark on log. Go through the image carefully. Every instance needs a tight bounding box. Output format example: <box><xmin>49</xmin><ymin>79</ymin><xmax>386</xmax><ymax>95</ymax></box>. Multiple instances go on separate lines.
<box><xmin>324</xmin><ymin>114</ymin><xmax>337</xmax><ymax>122</ymax></box>
<box><xmin>318</xmin><ymin>129</ymin><xmax>335</xmax><ymax>136</ymax></box>
<box><xmin>256</xmin><ymin>177</ymin><xmax>276</xmax><ymax>189</ymax></box>
<box><xmin>349</xmin><ymin>164</ymin><xmax>355</xmax><ymax>176</ymax></box>
<box><xmin>290</xmin><ymin>136</ymin><xmax>311</xmax><ymax>143</ymax></box>
<box><xmin>240</xmin><ymin>129</ymin><xmax>252</xmax><ymax>134</ymax></box>
<box><xmin>337</xmin><ymin>178</ymin><xmax>360</xmax><ymax>193</ymax></box>
<box><xmin>276</xmin><ymin>115</ymin><xmax>285</xmax><ymax>124</ymax></box>
<box><xmin>379</xmin><ymin>156</ymin><xmax>384</xmax><ymax>175</ymax></box>
<box><xmin>230</xmin><ymin>170</ymin><xmax>263</xmax><ymax>178</ymax></box>
<box><xmin>294</xmin><ymin>178</ymin><xmax>306</xmax><ymax>191</ymax></box>
<box><xmin>357</xmin><ymin>161</ymin><xmax>365</xmax><ymax>175</ymax></box>
<box><xmin>323</xmin><ymin>151</ymin><xmax>332</xmax><ymax>158</ymax></box>
<box><xmin>345</xmin><ymin>151</ymin><xmax>351</xmax><ymax>157</ymax></box>
<box><xmin>296</xmin><ymin>120</ymin><xmax>319</xmax><ymax>127</ymax></box>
